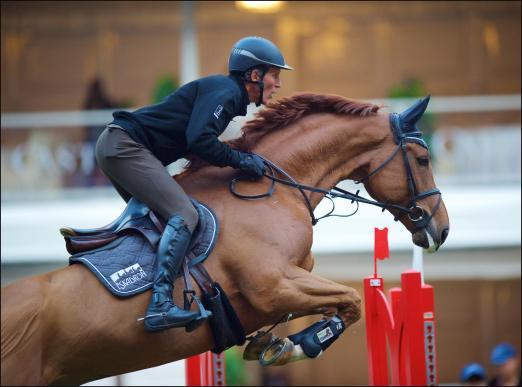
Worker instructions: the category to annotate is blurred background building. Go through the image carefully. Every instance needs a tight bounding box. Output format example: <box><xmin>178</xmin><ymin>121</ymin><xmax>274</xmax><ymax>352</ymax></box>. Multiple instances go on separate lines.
<box><xmin>1</xmin><ymin>1</ymin><xmax>520</xmax><ymax>386</ymax></box>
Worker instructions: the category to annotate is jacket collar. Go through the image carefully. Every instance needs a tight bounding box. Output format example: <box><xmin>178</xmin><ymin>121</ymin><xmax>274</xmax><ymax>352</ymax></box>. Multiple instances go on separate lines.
<box><xmin>228</xmin><ymin>73</ymin><xmax>250</xmax><ymax>116</ymax></box>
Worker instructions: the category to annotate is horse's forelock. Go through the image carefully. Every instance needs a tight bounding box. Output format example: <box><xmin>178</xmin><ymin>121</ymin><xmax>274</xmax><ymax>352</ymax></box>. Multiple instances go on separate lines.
<box><xmin>181</xmin><ymin>93</ymin><xmax>380</xmax><ymax>175</ymax></box>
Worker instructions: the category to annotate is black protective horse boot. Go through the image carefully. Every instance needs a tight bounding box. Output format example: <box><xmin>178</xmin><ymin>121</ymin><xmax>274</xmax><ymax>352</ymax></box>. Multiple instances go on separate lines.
<box><xmin>144</xmin><ymin>215</ymin><xmax>199</xmax><ymax>332</ymax></box>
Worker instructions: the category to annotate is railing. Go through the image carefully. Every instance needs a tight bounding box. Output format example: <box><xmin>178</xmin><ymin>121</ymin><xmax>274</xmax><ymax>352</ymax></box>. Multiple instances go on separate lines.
<box><xmin>1</xmin><ymin>94</ymin><xmax>520</xmax><ymax>197</ymax></box>
<box><xmin>2</xmin><ymin>94</ymin><xmax>520</xmax><ymax>128</ymax></box>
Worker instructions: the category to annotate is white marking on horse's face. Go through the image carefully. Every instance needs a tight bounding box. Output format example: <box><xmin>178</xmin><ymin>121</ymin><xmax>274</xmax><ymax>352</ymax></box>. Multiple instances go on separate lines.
<box><xmin>425</xmin><ymin>231</ymin><xmax>437</xmax><ymax>253</ymax></box>
<box><xmin>412</xmin><ymin>227</ymin><xmax>439</xmax><ymax>252</ymax></box>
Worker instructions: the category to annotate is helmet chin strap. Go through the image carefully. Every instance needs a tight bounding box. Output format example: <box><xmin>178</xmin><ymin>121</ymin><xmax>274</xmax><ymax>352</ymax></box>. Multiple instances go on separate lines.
<box><xmin>244</xmin><ymin>67</ymin><xmax>267</xmax><ymax>107</ymax></box>
<box><xmin>256</xmin><ymin>67</ymin><xmax>268</xmax><ymax>106</ymax></box>
<box><xmin>256</xmin><ymin>78</ymin><xmax>265</xmax><ymax>107</ymax></box>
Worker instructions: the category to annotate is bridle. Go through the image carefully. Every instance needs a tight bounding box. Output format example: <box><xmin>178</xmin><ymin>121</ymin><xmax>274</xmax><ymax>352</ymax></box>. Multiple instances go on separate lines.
<box><xmin>358</xmin><ymin>112</ymin><xmax>442</xmax><ymax>230</ymax></box>
<box><xmin>230</xmin><ymin>112</ymin><xmax>442</xmax><ymax>230</ymax></box>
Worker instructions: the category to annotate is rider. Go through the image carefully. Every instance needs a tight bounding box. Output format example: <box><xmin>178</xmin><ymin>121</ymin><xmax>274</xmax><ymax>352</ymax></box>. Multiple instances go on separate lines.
<box><xmin>95</xmin><ymin>36</ymin><xmax>293</xmax><ymax>332</ymax></box>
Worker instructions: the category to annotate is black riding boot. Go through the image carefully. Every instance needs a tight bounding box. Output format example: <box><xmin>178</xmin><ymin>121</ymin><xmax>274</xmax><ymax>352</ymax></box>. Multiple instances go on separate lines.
<box><xmin>144</xmin><ymin>215</ymin><xmax>199</xmax><ymax>332</ymax></box>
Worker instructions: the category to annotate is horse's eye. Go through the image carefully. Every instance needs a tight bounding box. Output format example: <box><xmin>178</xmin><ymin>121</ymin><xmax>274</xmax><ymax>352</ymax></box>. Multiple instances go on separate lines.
<box><xmin>416</xmin><ymin>156</ymin><xmax>430</xmax><ymax>166</ymax></box>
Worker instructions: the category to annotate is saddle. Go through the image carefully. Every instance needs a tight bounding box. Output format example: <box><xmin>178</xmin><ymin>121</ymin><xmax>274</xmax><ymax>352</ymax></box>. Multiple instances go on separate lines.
<box><xmin>60</xmin><ymin>197</ymin><xmax>165</xmax><ymax>255</ymax></box>
<box><xmin>62</xmin><ymin>197</ymin><xmax>246</xmax><ymax>353</ymax></box>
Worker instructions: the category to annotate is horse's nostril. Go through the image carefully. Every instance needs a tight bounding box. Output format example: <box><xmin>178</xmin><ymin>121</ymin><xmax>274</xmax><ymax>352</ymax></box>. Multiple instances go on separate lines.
<box><xmin>440</xmin><ymin>227</ymin><xmax>449</xmax><ymax>245</ymax></box>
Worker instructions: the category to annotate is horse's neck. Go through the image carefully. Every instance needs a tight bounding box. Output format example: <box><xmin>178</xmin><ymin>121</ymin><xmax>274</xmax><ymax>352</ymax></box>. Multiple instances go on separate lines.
<box><xmin>253</xmin><ymin>112</ymin><xmax>388</xmax><ymax>208</ymax></box>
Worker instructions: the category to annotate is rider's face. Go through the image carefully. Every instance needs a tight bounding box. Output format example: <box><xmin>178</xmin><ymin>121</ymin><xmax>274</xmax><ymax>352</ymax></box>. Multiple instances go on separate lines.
<box><xmin>261</xmin><ymin>67</ymin><xmax>281</xmax><ymax>104</ymax></box>
<box><xmin>250</xmin><ymin>67</ymin><xmax>282</xmax><ymax>104</ymax></box>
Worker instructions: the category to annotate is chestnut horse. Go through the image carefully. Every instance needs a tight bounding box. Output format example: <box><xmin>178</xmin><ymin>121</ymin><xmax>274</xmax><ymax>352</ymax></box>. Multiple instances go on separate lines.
<box><xmin>1</xmin><ymin>93</ymin><xmax>449</xmax><ymax>385</ymax></box>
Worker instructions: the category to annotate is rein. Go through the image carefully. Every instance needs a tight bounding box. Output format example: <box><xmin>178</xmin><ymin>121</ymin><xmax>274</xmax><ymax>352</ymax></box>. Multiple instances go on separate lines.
<box><xmin>229</xmin><ymin>113</ymin><xmax>442</xmax><ymax>229</ymax></box>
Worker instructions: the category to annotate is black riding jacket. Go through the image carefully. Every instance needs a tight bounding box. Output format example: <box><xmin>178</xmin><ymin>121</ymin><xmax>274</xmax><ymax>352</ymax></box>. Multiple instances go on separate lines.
<box><xmin>110</xmin><ymin>74</ymin><xmax>250</xmax><ymax>167</ymax></box>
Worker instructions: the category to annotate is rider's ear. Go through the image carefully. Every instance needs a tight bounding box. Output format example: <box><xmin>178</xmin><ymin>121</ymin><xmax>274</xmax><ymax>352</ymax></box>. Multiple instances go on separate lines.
<box><xmin>250</xmin><ymin>68</ymin><xmax>261</xmax><ymax>82</ymax></box>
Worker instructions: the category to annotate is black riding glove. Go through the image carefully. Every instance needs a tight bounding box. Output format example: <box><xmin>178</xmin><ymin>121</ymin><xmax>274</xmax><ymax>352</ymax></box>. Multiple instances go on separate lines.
<box><xmin>238</xmin><ymin>153</ymin><xmax>266</xmax><ymax>179</ymax></box>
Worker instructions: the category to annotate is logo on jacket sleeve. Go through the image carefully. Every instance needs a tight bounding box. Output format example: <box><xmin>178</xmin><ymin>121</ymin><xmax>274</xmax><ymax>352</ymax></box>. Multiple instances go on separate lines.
<box><xmin>213</xmin><ymin>104</ymin><xmax>224</xmax><ymax>119</ymax></box>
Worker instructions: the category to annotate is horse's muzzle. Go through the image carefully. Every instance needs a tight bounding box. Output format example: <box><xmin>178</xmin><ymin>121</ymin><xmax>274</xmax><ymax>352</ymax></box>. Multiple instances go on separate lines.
<box><xmin>412</xmin><ymin>224</ymin><xmax>449</xmax><ymax>252</ymax></box>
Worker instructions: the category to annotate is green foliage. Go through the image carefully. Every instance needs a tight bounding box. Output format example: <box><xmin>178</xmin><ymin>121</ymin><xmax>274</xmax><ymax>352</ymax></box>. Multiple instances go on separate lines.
<box><xmin>225</xmin><ymin>347</ymin><xmax>248</xmax><ymax>386</ymax></box>
<box><xmin>388</xmin><ymin>78</ymin><xmax>427</xmax><ymax>99</ymax></box>
<box><xmin>151</xmin><ymin>74</ymin><xmax>179</xmax><ymax>103</ymax></box>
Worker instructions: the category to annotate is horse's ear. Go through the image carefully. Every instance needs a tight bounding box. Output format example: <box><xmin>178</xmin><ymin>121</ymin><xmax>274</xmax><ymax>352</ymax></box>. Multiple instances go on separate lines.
<box><xmin>399</xmin><ymin>95</ymin><xmax>430</xmax><ymax>130</ymax></box>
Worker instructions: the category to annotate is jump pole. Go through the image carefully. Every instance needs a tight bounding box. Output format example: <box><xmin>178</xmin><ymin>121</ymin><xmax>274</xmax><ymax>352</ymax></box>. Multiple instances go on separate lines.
<box><xmin>185</xmin><ymin>352</ymin><xmax>226</xmax><ymax>386</ymax></box>
<box><xmin>364</xmin><ymin>228</ymin><xmax>437</xmax><ymax>386</ymax></box>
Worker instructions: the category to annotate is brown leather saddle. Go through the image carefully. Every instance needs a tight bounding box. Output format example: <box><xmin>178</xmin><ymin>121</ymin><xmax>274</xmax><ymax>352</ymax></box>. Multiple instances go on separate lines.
<box><xmin>60</xmin><ymin>197</ymin><xmax>165</xmax><ymax>255</ymax></box>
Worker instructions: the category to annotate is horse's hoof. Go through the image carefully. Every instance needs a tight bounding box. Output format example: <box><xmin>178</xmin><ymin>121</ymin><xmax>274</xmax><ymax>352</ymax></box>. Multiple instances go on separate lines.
<box><xmin>243</xmin><ymin>332</ymin><xmax>278</xmax><ymax>361</ymax></box>
<box><xmin>259</xmin><ymin>338</ymin><xmax>308</xmax><ymax>366</ymax></box>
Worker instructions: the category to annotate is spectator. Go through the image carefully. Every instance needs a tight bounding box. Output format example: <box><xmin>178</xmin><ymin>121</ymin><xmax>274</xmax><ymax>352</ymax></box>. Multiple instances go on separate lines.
<box><xmin>84</xmin><ymin>77</ymin><xmax>114</xmax><ymax>110</ymax></box>
<box><xmin>82</xmin><ymin>76</ymin><xmax>117</xmax><ymax>187</ymax></box>
<box><xmin>460</xmin><ymin>362</ymin><xmax>487</xmax><ymax>386</ymax></box>
<box><xmin>488</xmin><ymin>343</ymin><xmax>521</xmax><ymax>387</ymax></box>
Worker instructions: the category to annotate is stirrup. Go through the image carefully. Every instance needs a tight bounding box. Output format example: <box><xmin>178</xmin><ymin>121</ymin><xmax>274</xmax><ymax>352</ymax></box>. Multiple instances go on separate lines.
<box><xmin>139</xmin><ymin>305</ymin><xmax>200</xmax><ymax>331</ymax></box>
<box><xmin>184</xmin><ymin>291</ymin><xmax>212</xmax><ymax>333</ymax></box>
<box><xmin>181</xmin><ymin>255</ymin><xmax>212</xmax><ymax>333</ymax></box>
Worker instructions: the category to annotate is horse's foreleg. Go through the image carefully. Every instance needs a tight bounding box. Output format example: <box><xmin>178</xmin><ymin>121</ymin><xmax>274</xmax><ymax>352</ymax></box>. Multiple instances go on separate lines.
<box><xmin>243</xmin><ymin>264</ymin><xmax>361</xmax><ymax>328</ymax></box>
<box><xmin>276</xmin><ymin>265</ymin><xmax>361</xmax><ymax>327</ymax></box>
<box><xmin>243</xmin><ymin>264</ymin><xmax>360</xmax><ymax>366</ymax></box>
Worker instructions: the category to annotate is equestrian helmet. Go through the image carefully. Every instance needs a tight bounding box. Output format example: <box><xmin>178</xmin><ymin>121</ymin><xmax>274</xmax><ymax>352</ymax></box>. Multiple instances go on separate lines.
<box><xmin>228</xmin><ymin>36</ymin><xmax>293</xmax><ymax>73</ymax></box>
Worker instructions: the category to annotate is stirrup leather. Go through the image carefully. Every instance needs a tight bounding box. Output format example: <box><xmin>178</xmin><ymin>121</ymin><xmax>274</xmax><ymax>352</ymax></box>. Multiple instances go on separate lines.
<box><xmin>182</xmin><ymin>256</ymin><xmax>212</xmax><ymax>332</ymax></box>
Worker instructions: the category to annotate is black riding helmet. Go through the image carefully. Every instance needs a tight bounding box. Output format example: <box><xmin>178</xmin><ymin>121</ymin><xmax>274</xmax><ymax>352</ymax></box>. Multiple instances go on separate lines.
<box><xmin>228</xmin><ymin>36</ymin><xmax>293</xmax><ymax>106</ymax></box>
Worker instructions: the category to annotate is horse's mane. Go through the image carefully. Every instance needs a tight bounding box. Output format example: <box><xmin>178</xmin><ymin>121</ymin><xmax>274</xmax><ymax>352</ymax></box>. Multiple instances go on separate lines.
<box><xmin>179</xmin><ymin>92</ymin><xmax>380</xmax><ymax>176</ymax></box>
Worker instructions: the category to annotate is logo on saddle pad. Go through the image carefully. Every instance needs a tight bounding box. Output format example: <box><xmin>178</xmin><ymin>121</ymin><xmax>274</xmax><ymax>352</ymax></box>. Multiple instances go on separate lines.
<box><xmin>110</xmin><ymin>263</ymin><xmax>147</xmax><ymax>291</ymax></box>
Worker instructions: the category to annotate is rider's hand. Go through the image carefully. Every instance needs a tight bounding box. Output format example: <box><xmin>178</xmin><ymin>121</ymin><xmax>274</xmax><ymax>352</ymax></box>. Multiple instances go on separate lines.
<box><xmin>238</xmin><ymin>153</ymin><xmax>266</xmax><ymax>179</ymax></box>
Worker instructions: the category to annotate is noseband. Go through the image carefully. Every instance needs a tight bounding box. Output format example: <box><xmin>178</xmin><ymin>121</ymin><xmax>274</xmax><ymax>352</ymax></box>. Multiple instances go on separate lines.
<box><xmin>230</xmin><ymin>113</ymin><xmax>442</xmax><ymax>230</ymax></box>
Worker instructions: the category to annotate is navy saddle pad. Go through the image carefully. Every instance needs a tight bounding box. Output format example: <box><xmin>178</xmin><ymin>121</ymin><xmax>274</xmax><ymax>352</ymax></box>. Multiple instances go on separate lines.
<box><xmin>69</xmin><ymin>199</ymin><xmax>219</xmax><ymax>297</ymax></box>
